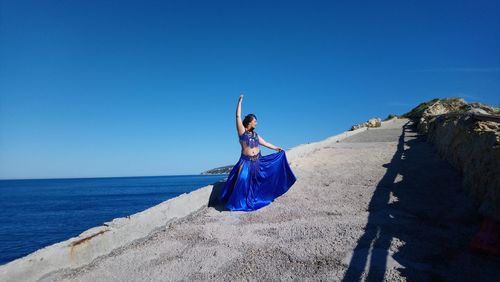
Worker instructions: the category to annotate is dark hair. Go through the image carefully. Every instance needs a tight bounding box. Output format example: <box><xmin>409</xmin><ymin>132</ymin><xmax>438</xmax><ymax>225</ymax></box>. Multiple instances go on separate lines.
<box><xmin>242</xmin><ymin>114</ymin><xmax>257</xmax><ymax>129</ymax></box>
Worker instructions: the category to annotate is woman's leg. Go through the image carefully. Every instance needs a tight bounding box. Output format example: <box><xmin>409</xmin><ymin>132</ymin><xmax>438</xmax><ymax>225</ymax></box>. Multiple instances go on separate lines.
<box><xmin>218</xmin><ymin>160</ymin><xmax>244</xmax><ymax>204</ymax></box>
<box><xmin>225</xmin><ymin>160</ymin><xmax>253</xmax><ymax>210</ymax></box>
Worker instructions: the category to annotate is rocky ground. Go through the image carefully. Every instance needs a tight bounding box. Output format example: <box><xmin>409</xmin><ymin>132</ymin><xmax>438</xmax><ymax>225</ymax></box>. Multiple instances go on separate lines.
<box><xmin>38</xmin><ymin>118</ymin><xmax>500</xmax><ymax>282</ymax></box>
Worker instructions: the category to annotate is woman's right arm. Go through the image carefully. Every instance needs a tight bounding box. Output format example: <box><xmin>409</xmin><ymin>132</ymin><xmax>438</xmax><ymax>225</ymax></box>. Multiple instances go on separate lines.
<box><xmin>236</xmin><ymin>95</ymin><xmax>245</xmax><ymax>136</ymax></box>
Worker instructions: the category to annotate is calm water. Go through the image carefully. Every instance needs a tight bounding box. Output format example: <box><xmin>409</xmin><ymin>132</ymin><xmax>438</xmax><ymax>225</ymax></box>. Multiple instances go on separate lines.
<box><xmin>0</xmin><ymin>174</ymin><xmax>228</xmax><ymax>265</ymax></box>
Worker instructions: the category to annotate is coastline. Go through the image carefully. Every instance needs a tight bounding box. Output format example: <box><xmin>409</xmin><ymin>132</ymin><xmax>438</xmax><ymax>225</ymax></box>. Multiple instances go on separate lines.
<box><xmin>0</xmin><ymin>117</ymin><xmax>400</xmax><ymax>282</ymax></box>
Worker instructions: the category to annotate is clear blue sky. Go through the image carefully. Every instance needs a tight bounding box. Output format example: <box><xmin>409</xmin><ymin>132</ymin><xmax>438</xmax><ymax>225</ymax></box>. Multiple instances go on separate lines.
<box><xmin>1</xmin><ymin>0</ymin><xmax>499</xmax><ymax>179</ymax></box>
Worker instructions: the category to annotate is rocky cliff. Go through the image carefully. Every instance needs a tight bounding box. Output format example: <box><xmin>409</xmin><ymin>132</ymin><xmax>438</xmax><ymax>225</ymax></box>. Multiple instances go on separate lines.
<box><xmin>201</xmin><ymin>165</ymin><xmax>233</xmax><ymax>175</ymax></box>
<box><xmin>402</xmin><ymin>98</ymin><xmax>500</xmax><ymax>220</ymax></box>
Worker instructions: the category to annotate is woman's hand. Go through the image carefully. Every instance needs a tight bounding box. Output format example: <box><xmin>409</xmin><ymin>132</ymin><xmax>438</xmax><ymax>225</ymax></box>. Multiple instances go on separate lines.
<box><xmin>239</xmin><ymin>94</ymin><xmax>244</xmax><ymax>101</ymax></box>
<box><xmin>275</xmin><ymin>147</ymin><xmax>283</xmax><ymax>152</ymax></box>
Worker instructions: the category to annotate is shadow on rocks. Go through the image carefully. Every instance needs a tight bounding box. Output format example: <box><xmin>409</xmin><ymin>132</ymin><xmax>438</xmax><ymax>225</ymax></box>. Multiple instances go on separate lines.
<box><xmin>342</xmin><ymin>120</ymin><xmax>496</xmax><ymax>281</ymax></box>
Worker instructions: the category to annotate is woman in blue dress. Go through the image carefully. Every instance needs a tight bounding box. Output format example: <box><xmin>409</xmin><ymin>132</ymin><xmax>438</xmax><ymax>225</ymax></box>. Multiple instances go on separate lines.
<box><xmin>216</xmin><ymin>94</ymin><xmax>297</xmax><ymax>211</ymax></box>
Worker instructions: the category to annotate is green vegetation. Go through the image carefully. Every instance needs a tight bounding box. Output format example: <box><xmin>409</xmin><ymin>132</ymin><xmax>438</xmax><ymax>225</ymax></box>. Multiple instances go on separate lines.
<box><xmin>400</xmin><ymin>98</ymin><xmax>440</xmax><ymax>119</ymax></box>
<box><xmin>383</xmin><ymin>114</ymin><xmax>399</xmax><ymax>121</ymax></box>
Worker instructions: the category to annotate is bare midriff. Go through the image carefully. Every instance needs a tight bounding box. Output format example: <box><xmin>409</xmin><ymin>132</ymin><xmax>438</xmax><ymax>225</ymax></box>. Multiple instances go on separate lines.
<box><xmin>240</xmin><ymin>141</ymin><xmax>260</xmax><ymax>157</ymax></box>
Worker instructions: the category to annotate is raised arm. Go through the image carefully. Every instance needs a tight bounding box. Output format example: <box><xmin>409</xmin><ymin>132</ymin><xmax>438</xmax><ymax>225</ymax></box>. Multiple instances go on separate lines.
<box><xmin>236</xmin><ymin>95</ymin><xmax>245</xmax><ymax>136</ymax></box>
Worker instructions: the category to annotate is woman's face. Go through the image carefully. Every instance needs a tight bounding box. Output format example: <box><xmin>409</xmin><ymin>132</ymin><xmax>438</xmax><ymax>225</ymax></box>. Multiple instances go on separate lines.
<box><xmin>250</xmin><ymin>118</ymin><xmax>257</xmax><ymax>129</ymax></box>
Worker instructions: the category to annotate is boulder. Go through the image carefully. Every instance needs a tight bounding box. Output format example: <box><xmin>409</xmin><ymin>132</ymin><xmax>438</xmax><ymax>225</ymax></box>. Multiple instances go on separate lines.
<box><xmin>350</xmin><ymin>117</ymin><xmax>382</xmax><ymax>131</ymax></box>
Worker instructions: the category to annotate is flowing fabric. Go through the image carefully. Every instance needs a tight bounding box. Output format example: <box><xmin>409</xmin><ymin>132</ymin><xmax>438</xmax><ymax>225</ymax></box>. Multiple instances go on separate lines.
<box><xmin>216</xmin><ymin>150</ymin><xmax>297</xmax><ymax>211</ymax></box>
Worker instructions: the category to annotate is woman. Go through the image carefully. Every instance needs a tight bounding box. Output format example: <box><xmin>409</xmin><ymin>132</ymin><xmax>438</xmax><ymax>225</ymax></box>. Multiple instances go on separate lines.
<box><xmin>216</xmin><ymin>94</ymin><xmax>297</xmax><ymax>211</ymax></box>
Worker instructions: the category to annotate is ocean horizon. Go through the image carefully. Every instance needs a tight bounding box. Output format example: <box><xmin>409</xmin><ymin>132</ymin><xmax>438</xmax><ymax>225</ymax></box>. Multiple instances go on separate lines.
<box><xmin>0</xmin><ymin>174</ymin><xmax>228</xmax><ymax>265</ymax></box>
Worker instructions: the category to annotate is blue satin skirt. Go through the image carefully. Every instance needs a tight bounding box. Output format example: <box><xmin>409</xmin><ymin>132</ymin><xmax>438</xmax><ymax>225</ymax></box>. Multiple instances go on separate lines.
<box><xmin>216</xmin><ymin>150</ymin><xmax>297</xmax><ymax>211</ymax></box>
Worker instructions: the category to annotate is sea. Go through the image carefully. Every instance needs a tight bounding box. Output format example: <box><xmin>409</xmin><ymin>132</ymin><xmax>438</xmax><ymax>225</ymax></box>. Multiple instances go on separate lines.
<box><xmin>0</xmin><ymin>174</ymin><xmax>228</xmax><ymax>265</ymax></box>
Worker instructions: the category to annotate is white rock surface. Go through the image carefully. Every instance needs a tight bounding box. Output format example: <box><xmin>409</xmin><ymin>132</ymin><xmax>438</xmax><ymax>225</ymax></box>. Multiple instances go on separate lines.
<box><xmin>2</xmin><ymin>117</ymin><xmax>499</xmax><ymax>282</ymax></box>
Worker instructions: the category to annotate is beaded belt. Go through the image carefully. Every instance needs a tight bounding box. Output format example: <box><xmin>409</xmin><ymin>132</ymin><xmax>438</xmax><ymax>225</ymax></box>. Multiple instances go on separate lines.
<box><xmin>241</xmin><ymin>153</ymin><xmax>261</xmax><ymax>161</ymax></box>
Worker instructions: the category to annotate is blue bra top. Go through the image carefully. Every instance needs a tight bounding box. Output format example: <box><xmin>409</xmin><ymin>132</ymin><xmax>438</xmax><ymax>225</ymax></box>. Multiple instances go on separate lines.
<box><xmin>239</xmin><ymin>131</ymin><xmax>260</xmax><ymax>148</ymax></box>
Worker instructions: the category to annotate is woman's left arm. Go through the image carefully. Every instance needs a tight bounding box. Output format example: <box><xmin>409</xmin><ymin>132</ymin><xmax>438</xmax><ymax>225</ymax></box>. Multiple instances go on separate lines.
<box><xmin>258</xmin><ymin>135</ymin><xmax>283</xmax><ymax>151</ymax></box>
